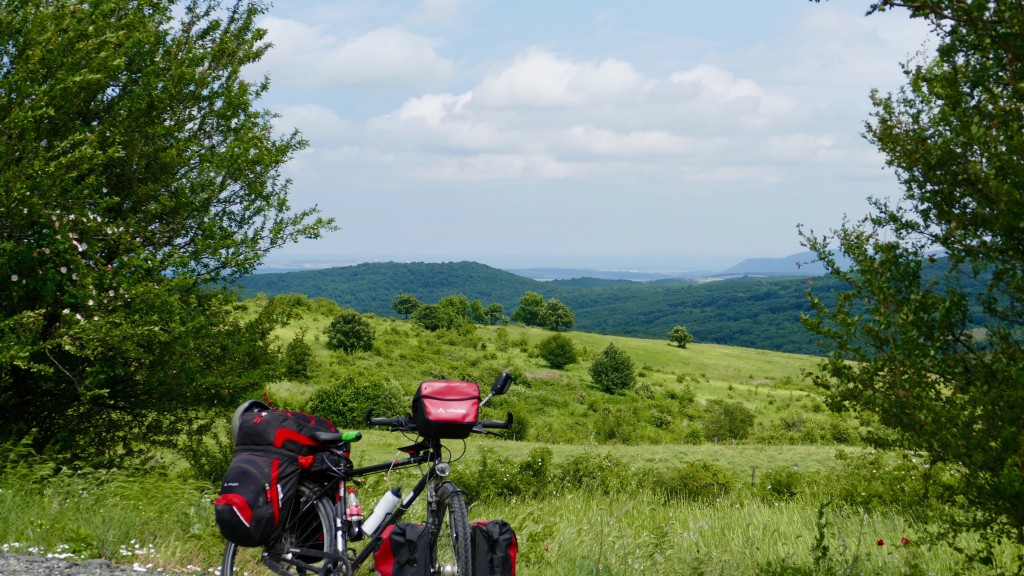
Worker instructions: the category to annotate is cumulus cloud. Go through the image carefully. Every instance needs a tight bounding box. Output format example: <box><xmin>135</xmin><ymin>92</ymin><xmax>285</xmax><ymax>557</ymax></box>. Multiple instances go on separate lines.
<box><xmin>256</xmin><ymin>17</ymin><xmax>453</xmax><ymax>91</ymax></box>
<box><xmin>317</xmin><ymin>27</ymin><xmax>454</xmax><ymax>89</ymax></box>
<box><xmin>472</xmin><ymin>48</ymin><xmax>649</xmax><ymax>109</ymax></box>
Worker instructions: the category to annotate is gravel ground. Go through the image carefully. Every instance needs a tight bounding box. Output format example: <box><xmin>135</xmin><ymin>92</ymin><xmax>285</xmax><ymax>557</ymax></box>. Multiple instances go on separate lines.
<box><xmin>0</xmin><ymin>554</ymin><xmax>207</xmax><ymax>576</ymax></box>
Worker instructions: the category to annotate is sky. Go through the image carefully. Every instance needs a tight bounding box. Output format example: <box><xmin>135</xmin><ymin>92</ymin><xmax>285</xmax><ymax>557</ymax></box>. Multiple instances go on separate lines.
<box><xmin>248</xmin><ymin>0</ymin><xmax>935</xmax><ymax>272</ymax></box>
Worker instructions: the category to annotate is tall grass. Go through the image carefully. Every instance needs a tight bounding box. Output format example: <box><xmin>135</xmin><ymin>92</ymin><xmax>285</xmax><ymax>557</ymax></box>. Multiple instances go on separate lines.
<box><xmin>470</xmin><ymin>492</ymin><xmax>1016</xmax><ymax>575</ymax></box>
<box><xmin>2</xmin><ymin>440</ymin><xmax>1022</xmax><ymax>574</ymax></box>
<box><xmin>0</xmin><ymin>440</ymin><xmax>222</xmax><ymax>571</ymax></box>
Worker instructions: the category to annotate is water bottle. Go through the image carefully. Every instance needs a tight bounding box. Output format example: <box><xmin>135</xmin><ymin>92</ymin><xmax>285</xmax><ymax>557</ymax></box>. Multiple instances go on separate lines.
<box><xmin>361</xmin><ymin>487</ymin><xmax>402</xmax><ymax>536</ymax></box>
<box><xmin>345</xmin><ymin>487</ymin><xmax>363</xmax><ymax>539</ymax></box>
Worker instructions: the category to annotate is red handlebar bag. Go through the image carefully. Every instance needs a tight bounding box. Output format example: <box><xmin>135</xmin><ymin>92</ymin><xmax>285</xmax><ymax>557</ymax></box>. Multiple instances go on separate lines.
<box><xmin>411</xmin><ymin>381</ymin><xmax>480</xmax><ymax>439</ymax></box>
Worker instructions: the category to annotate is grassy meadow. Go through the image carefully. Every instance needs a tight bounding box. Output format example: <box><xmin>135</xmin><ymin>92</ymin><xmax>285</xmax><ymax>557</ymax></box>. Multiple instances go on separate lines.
<box><xmin>1</xmin><ymin>296</ymin><xmax>1021</xmax><ymax>574</ymax></box>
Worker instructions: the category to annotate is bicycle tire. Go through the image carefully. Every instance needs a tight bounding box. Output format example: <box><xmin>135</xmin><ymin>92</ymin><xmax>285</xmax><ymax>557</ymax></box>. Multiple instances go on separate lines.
<box><xmin>221</xmin><ymin>481</ymin><xmax>338</xmax><ymax>576</ymax></box>
<box><xmin>432</xmin><ymin>482</ymin><xmax>473</xmax><ymax>575</ymax></box>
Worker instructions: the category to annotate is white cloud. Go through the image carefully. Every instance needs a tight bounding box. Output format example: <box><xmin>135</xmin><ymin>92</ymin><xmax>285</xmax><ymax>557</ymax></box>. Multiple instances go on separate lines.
<box><xmin>317</xmin><ymin>27</ymin><xmax>454</xmax><ymax>89</ymax></box>
<box><xmin>472</xmin><ymin>48</ymin><xmax>648</xmax><ymax>109</ymax></box>
<box><xmin>256</xmin><ymin>18</ymin><xmax>453</xmax><ymax>91</ymax></box>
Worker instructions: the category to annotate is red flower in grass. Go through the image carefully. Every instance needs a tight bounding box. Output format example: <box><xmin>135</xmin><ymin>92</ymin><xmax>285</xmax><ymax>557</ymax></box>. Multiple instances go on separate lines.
<box><xmin>900</xmin><ymin>537</ymin><xmax>911</xmax><ymax>546</ymax></box>
<box><xmin>876</xmin><ymin>539</ymin><xmax>885</xmax><ymax>547</ymax></box>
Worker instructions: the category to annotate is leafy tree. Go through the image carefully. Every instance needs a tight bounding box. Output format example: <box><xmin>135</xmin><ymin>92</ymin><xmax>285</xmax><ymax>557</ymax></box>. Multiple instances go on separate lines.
<box><xmin>283</xmin><ymin>328</ymin><xmax>314</xmax><ymax>380</ymax></box>
<box><xmin>668</xmin><ymin>325</ymin><xmax>694</xmax><ymax>348</ymax></box>
<box><xmin>542</xmin><ymin>298</ymin><xmax>575</xmax><ymax>331</ymax></box>
<box><xmin>469</xmin><ymin>299</ymin><xmax>486</xmax><ymax>324</ymax></box>
<box><xmin>589</xmin><ymin>342</ymin><xmax>636</xmax><ymax>394</ymax></box>
<box><xmin>805</xmin><ymin>0</ymin><xmax>1024</xmax><ymax>548</ymax></box>
<box><xmin>325</xmin><ymin>309</ymin><xmax>375</xmax><ymax>354</ymax></box>
<box><xmin>391</xmin><ymin>292</ymin><xmax>420</xmax><ymax>318</ymax></box>
<box><xmin>536</xmin><ymin>333</ymin><xmax>579</xmax><ymax>370</ymax></box>
<box><xmin>483</xmin><ymin>303</ymin><xmax>504</xmax><ymax>325</ymax></box>
<box><xmin>411</xmin><ymin>295</ymin><xmax>472</xmax><ymax>332</ymax></box>
<box><xmin>511</xmin><ymin>291</ymin><xmax>544</xmax><ymax>326</ymax></box>
<box><xmin>0</xmin><ymin>0</ymin><xmax>333</xmax><ymax>462</ymax></box>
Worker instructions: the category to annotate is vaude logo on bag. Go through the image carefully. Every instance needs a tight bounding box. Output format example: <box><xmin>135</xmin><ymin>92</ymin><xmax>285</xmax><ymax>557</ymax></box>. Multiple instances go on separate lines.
<box><xmin>433</xmin><ymin>407</ymin><xmax>468</xmax><ymax>414</ymax></box>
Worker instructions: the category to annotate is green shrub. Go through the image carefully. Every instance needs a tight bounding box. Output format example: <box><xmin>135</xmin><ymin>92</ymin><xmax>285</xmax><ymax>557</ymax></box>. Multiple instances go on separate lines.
<box><xmin>651</xmin><ymin>459</ymin><xmax>735</xmax><ymax>502</ymax></box>
<box><xmin>702</xmin><ymin>399</ymin><xmax>755</xmax><ymax>441</ymax></box>
<box><xmin>756</xmin><ymin>465</ymin><xmax>804</xmax><ymax>501</ymax></box>
<box><xmin>325</xmin><ymin>308</ymin><xmax>375</xmax><ymax>354</ymax></box>
<box><xmin>589</xmin><ymin>342</ymin><xmax>636</xmax><ymax>394</ymax></box>
<box><xmin>824</xmin><ymin>450</ymin><xmax>951</xmax><ymax>513</ymax></box>
<box><xmin>556</xmin><ymin>450</ymin><xmax>638</xmax><ymax>494</ymax></box>
<box><xmin>283</xmin><ymin>331</ymin><xmax>314</xmax><ymax>380</ymax></box>
<box><xmin>306</xmin><ymin>375</ymin><xmax>406</xmax><ymax>428</ymax></box>
<box><xmin>452</xmin><ymin>446</ymin><xmax>553</xmax><ymax>502</ymax></box>
<box><xmin>535</xmin><ymin>333</ymin><xmax>579</xmax><ymax>369</ymax></box>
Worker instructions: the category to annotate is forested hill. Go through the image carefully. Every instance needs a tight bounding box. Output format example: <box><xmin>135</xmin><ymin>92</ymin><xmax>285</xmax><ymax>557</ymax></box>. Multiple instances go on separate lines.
<box><xmin>235</xmin><ymin>261</ymin><xmax>839</xmax><ymax>355</ymax></box>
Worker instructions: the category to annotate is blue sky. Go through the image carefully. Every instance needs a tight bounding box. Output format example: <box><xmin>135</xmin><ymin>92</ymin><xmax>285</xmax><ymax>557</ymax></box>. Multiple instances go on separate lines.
<box><xmin>250</xmin><ymin>0</ymin><xmax>934</xmax><ymax>271</ymax></box>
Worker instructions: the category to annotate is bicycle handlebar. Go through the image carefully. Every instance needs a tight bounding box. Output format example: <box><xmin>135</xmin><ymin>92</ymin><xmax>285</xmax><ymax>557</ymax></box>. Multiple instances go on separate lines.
<box><xmin>364</xmin><ymin>408</ymin><xmax>513</xmax><ymax>434</ymax></box>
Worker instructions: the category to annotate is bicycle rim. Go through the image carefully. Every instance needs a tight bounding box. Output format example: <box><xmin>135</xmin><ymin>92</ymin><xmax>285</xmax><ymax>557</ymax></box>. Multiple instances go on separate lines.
<box><xmin>221</xmin><ymin>482</ymin><xmax>338</xmax><ymax>576</ymax></box>
<box><xmin>432</xmin><ymin>483</ymin><xmax>472</xmax><ymax>576</ymax></box>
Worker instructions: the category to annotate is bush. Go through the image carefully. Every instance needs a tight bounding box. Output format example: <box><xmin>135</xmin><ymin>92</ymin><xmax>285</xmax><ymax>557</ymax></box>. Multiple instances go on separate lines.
<box><xmin>283</xmin><ymin>331</ymin><xmax>314</xmax><ymax>379</ymax></box>
<box><xmin>306</xmin><ymin>375</ymin><xmax>406</xmax><ymax>428</ymax></box>
<box><xmin>536</xmin><ymin>333</ymin><xmax>579</xmax><ymax>369</ymax></box>
<box><xmin>325</xmin><ymin>308</ymin><xmax>375</xmax><ymax>354</ymax></box>
<box><xmin>451</xmin><ymin>446</ymin><xmax>553</xmax><ymax>502</ymax></box>
<box><xmin>589</xmin><ymin>342</ymin><xmax>636</xmax><ymax>394</ymax></box>
<box><xmin>756</xmin><ymin>465</ymin><xmax>804</xmax><ymax>501</ymax></box>
<box><xmin>702</xmin><ymin>399</ymin><xmax>755</xmax><ymax>441</ymax></box>
<box><xmin>556</xmin><ymin>450</ymin><xmax>638</xmax><ymax>494</ymax></box>
<box><xmin>652</xmin><ymin>460</ymin><xmax>735</xmax><ymax>502</ymax></box>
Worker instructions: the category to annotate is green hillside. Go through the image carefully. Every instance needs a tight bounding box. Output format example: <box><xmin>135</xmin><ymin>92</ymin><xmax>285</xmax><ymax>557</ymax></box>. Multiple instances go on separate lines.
<box><xmin>235</xmin><ymin>261</ymin><xmax>836</xmax><ymax>354</ymax></box>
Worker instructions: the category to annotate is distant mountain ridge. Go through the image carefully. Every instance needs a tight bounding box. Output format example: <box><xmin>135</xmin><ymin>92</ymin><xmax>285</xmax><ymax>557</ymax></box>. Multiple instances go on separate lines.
<box><xmin>722</xmin><ymin>251</ymin><xmax>833</xmax><ymax>276</ymax></box>
<box><xmin>505</xmin><ymin>252</ymin><xmax>833</xmax><ymax>281</ymax></box>
<box><xmin>236</xmin><ymin>259</ymin><xmax>836</xmax><ymax>355</ymax></box>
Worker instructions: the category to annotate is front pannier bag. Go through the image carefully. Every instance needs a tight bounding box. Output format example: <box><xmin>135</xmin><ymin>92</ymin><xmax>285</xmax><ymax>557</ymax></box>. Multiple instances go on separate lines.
<box><xmin>411</xmin><ymin>380</ymin><xmax>480</xmax><ymax>439</ymax></box>
<box><xmin>471</xmin><ymin>519</ymin><xmax>518</xmax><ymax>576</ymax></box>
<box><xmin>373</xmin><ymin>522</ymin><xmax>430</xmax><ymax>576</ymax></box>
<box><xmin>215</xmin><ymin>406</ymin><xmax>338</xmax><ymax>547</ymax></box>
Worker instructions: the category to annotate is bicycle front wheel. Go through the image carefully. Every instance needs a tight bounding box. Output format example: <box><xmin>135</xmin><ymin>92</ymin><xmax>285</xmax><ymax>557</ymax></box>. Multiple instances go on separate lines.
<box><xmin>432</xmin><ymin>482</ymin><xmax>473</xmax><ymax>575</ymax></box>
<box><xmin>221</xmin><ymin>481</ymin><xmax>339</xmax><ymax>575</ymax></box>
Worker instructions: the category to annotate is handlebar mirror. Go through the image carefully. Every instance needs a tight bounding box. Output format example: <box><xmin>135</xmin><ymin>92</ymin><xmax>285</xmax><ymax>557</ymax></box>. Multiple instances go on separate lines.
<box><xmin>490</xmin><ymin>372</ymin><xmax>513</xmax><ymax>396</ymax></box>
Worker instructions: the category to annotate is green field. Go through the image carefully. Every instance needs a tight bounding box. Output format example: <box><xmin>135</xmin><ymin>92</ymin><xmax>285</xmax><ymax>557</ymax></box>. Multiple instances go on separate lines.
<box><xmin>1</xmin><ymin>298</ymin><xmax>1020</xmax><ymax>574</ymax></box>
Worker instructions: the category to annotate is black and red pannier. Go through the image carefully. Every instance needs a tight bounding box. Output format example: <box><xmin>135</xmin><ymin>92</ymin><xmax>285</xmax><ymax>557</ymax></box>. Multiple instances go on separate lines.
<box><xmin>215</xmin><ymin>405</ymin><xmax>339</xmax><ymax>547</ymax></box>
<box><xmin>471</xmin><ymin>519</ymin><xmax>517</xmax><ymax>576</ymax></box>
<box><xmin>411</xmin><ymin>381</ymin><xmax>480</xmax><ymax>439</ymax></box>
<box><xmin>373</xmin><ymin>522</ymin><xmax>430</xmax><ymax>576</ymax></box>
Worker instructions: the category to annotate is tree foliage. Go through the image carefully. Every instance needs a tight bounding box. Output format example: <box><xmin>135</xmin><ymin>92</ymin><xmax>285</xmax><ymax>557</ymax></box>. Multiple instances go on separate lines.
<box><xmin>536</xmin><ymin>333</ymin><xmax>579</xmax><ymax>370</ymax></box>
<box><xmin>589</xmin><ymin>342</ymin><xmax>636</xmax><ymax>394</ymax></box>
<box><xmin>668</xmin><ymin>325</ymin><xmax>694</xmax><ymax>348</ymax></box>
<box><xmin>283</xmin><ymin>329</ymin><xmax>314</xmax><ymax>380</ymax></box>
<box><xmin>0</xmin><ymin>0</ymin><xmax>333</xmax><ymax>462</ymax></box>
<box><xmin>542</xmin><ymin>298</ymin><xmax>575</xmax><ymax>331</ymax></box>
<box><xmin>805</xmin><ymin>0</ymin><xmax>1024</xmax><ymax>547</ymax></box>
<box><xmin>511</xmin><ymin>291</ymin><xmax>544</xmax><ymax>326</ymax></box>
<box><xmin>701</xmin><ymin>399</ymin><xmax>755</xmax><ymax>442</ymax></box>
<box><xmin>391</xmin><ymin>292</ymin><xmax>420</xmax><ymax>318</ymax></box>
<box><xmin>325</xmin><ymin>309</ymin><xmax>375</xmax><ymax>354</ymax></box>
<box><xmin>412</xmin><ymin>294</ymin><xmax>473</xmax><ymax>331</ymax></box>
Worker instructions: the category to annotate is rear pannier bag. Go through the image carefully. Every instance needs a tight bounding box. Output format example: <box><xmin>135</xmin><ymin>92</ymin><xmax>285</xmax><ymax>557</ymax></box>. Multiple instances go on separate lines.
<box><xmin>214</xmin><ymin>451</ymin><xmax>301</xmax><ymax>547</ymax></box>
<box><xmin>374</xmin><ymin>522</ymin><xmax>430</xmax><ymax>576</ymax></box>
<box><xmin>411</xmin><ymin>381</ymin><xmax>480</xmax><ymax>439</ymax></box>
<box><xmin>233</xmin><ymin>409</ymin><xmax>338</xmax><ymax>455</ymax></box>
<box><xmin>215</xmin><ymin>407</ymin><xmax>338</xmax><ymax>547</ymax></box>
<box><xmin>471</xmin><ymin>519</ymin><xmax>517</xmax><ymax>576</ymax></box>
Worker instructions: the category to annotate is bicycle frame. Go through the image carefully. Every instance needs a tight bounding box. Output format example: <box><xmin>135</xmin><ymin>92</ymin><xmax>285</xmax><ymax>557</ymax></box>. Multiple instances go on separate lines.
<box><xmin>285</xmin><ymin>436</ymin><xmax>453</xmax><ymax>574</ymax></box>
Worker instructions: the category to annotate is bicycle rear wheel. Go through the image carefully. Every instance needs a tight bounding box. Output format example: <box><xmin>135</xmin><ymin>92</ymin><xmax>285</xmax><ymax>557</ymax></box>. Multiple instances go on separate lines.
<box><xmin>432</xmin><ymin>482</ymin><xmax>472</xmax><ymax>575</ymax></box>
<box><xmin>221</xmin><ymin>481</ymin><xmax>339</xmax><ymax>575</ymax></box>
